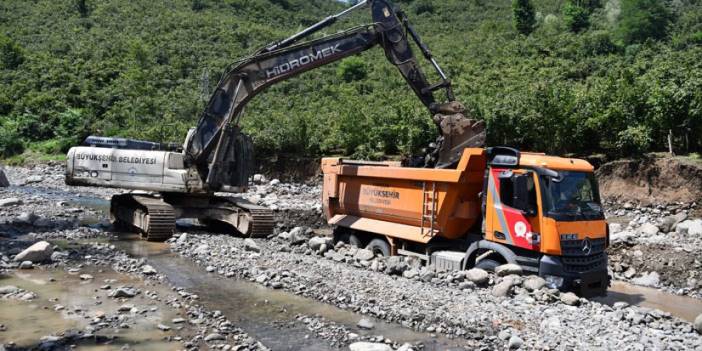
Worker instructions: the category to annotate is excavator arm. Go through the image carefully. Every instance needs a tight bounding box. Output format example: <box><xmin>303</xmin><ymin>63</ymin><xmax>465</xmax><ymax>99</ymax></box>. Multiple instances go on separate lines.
<box><xmin>186</xmin><ymin>0</ymin><xmax>484</xmax><ymax>190</ymax></box>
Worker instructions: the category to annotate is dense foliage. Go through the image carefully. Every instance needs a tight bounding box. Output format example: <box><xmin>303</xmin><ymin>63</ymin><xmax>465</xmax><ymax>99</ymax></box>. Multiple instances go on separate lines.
<box><xmin>0</xmin><ymin>0</ymin><xmax>701</xmax><ymax>160</ymax></box>
<box><xmin>513</xmin><ymin>0</ymin><xmax>537</xmax><ymax>35</ymax></box>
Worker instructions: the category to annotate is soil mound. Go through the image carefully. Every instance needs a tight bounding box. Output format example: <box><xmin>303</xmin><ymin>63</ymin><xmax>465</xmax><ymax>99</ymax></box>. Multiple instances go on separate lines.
<box><xmin>596</xmin><ymin>156</ymin><xmax>702</xmax><ymax>205</ymax></box>
<box><xmin>257</xmin><ymin>155</ymin><xmax>320</xmax><ymax>182</ymax></box>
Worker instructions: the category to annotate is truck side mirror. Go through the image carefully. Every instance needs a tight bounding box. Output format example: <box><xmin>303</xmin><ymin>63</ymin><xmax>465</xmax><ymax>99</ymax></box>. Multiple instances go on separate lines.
<box><xmin>513</xmin><ymin>174</ymin><xmax>536</xmax><ymax>216</ymax></box>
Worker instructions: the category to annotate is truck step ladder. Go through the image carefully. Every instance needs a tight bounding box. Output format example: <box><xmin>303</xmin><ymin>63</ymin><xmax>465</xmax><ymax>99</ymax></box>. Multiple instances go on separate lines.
<box><xmin>420</xmin><ymin>181</ymin><xmax>438</xmax><ymax>237</ymax></box>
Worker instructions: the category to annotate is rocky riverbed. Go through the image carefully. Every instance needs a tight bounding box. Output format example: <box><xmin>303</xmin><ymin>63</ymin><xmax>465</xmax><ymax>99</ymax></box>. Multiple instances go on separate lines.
<box><xmin>604</xmin><ymin>200</ymin><xmax>702</xmax><ymax>298</ymax></box>
<box><xmin>1</xmin><ymin>164</ymin><xmax>702</xmax><ymax>350</ymax></box>
<box><xmin>0</xmin><ymin>230</ymin><xmax>266</xmax><ymax>350</ymax></box>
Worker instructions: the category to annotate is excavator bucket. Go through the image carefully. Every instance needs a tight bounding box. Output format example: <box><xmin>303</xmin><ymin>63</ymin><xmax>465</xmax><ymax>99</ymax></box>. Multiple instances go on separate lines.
<box><xmin>431</xmin><ymin>101</ymin><xmax>486</xmax><ymax>168</ymax></box>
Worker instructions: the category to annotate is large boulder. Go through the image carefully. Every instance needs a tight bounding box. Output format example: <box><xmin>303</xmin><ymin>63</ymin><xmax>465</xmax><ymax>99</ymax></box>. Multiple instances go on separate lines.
<box><xmin>26</xmin><ymin>175</ymin><xmax>44</xmax><ymax>184</ymax></box>
<box><xmin>385</xmin><ymin>256</ymin><xmax>408</xmax><ymax>275</ymax></box>
<box><xmin>559</xmin><ymin>292</ymin><xmax>580</xmax><ymax>306</ymax></box>
<box><xmin>354</xmin><ymin>248</ymin><xmax>375</xmax><ymax>261</ymax></box>
<box><xmin>0</xmin><ymin>166</ymin><xmax>9</xmax><ymax>187</ymax></box>
<box><xmin>0</xmin><ymin>285</ymin><xmax>20</xmax><ymax>295</ymax></box>
<box><xmin>349</xmin><ymin>342</ymin><xmax>392</xmax><ymax>351</ymax></box>
<box><xmin>0</xmin><ymin>197</ymin><xmax>21</xmax><ymax>207</ymax></box>
<box><xmin>495</xmin><ymin>263</ymin><xmax>522</xmax><ymax>276</ymax></box>
<box><xmin>16</xmin><ymin>212</ymin><xmax>38</xmax><ymax>225</ymax></box>
<box><xmin>141</xmin><ymin>265</ymin><xmax>157</xmax><ymax>275</ymax></box>
<box><xmin>659</xmin><ymin>213</ymin><xmax>687</xmax><ymax>233</ymax></box>
<box><xmin>244</xmin><ymin>238</ymin><xmax>260</xmax><ymax>253</ymax></box>
<box><xmin>110</xmin><ymin>287</ymin><xmax>137</xmax><ymax>298</ymax></box>
<box><xmin>308</xmin><ymin>236</ymin><xmax>332</xmax><ymax>251</ymax></box>
<box><xmin>522</xmin><ymin>275</ymin><xmax>546</xmax><ymax>291</ymax></box>
<box><xmin>608</xmin><ymin>222</ymin><xmax>623</xmax><ymax>234</ymax></box>
<box><xmin>508</xmin><ymin>335</ymin><xmax>524</xmax><ymax>349</ymax></box>
<box><xmin>176</xmin><ymin>233</ymin><xmax>188</xmax><ymax>244</ymax></box>
<box><xmin>289</xmin><ymin>227</ymin><xmax>308</xmax><ymax>245</ymax></box>
<box><xmin>694</xmin><ymin>313</ymin><xmax>702</xmax><ymax>334</ymax></box>
<box><xmin>465</xmin><ymin>268</ymin><xmax>489</xmax><ymax>285</ymax></box>
<box><xmin>639</xmin><ymin>223</ymin><xmax>660</xmax><ymax>236</ymax></box>
<box><xmin>675</xmin><ymin>219</ymin><xmax>702</xmax><ymax>235</ymax></box>
<box><xmin>252</xmin><ymin>174</ymin><xmax>266</xmax><ymax>184</ymax></box>
<box><xmin>492</xmin><ymin>279</ymin><xmax>515</xmax><ymax>297</ymax></box>
<box><xmin>357</xmin><ymin>318</ymin><xmax>375</xmax><ymax>330</ymax></box>
<box><xmin>13</xmin><ymin>241</ymin><xmax>53</xmax><ymax>263</ymax></box>
<box><xmin>688</xmin><ymin>220</ymin><xmax>702</xmax><ymax>236</ymax></box>
<box><xmin>193</xmin><ymin>244</ymin><xmax>210</xmax><ymax>256</ymax></box>
<box><xmin>610</xmin><ymin>231</ymin><xmax>635</xmax><ymax>245</ymax></box>
<box><xmin>632</xmin><ymin>271</ymin><xmax>660</xmax><ymax>287</ymax></box>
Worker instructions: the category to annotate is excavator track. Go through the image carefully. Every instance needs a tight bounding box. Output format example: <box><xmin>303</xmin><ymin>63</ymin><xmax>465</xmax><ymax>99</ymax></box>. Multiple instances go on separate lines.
<box><xmin>230</xmin><ymin>201</ymin><xmax>275</xmax><ymax>238</ymax></box>
<box><xmin>160</xmin><ymin>193</ymin><xmax>274</xmax><ymax>238</ymax></box>
<box><xmin>110</xmin><ymin>194</ymin><xmax>176</xmax><ymax>241</ymax></box>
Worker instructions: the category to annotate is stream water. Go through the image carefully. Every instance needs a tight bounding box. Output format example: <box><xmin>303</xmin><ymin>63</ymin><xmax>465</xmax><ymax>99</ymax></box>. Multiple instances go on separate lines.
<box><xmin>596</xmin><ymin>281</ymin><xmax>702</xmax><ymax>323</ymax></box>
<box><xmin>0</xmin><ymin>266</ymin><xmax>189</xmax><ymax>350</ymax></box>
<box><xmin>112</xmin><ymin>236</ymin><xmax>470</xmax><ymax>350</ymax></box>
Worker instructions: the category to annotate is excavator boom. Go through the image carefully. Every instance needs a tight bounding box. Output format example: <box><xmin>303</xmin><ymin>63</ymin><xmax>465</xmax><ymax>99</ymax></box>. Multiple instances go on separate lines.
<box><xmin>186</xmin><ymin>0</ymin><xmax>484</xmax><ymax>187</ymax></box>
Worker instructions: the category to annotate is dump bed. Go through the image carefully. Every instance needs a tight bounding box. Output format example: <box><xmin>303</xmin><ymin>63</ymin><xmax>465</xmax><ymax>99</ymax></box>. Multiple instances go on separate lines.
<box><xmin>321</xmin><ymin>148</ymin><xmax>487</xmax><ymax>243</ymax></box>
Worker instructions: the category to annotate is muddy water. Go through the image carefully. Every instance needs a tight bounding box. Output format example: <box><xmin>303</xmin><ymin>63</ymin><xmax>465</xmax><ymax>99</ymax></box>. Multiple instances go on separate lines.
<box><xmin>0</xmin><ymin>266</ymin><xmax>189</xmax><ymax>350</ymax></box>
<box><xmin>596</xmin><ymin>281</ymin><xmax>702</xmax><ymax>322</ymax></box>
<box><xmin>113</xmin><ymin>236</ymin><xmax>470</xmax><ymax>351</ymax></box>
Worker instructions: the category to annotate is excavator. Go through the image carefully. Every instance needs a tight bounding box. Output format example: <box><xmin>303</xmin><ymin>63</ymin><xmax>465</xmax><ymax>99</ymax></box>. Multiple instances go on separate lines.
<box><xmin>65</xmin><ymin>0</ymin><xmax>486</xmax><ymax>241</ymax></box>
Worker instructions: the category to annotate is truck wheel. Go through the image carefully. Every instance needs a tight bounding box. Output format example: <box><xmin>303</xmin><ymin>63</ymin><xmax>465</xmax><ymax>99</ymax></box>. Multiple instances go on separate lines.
<box><xmin>475</xmin><ymin>258</ymin><xmax>500</xmax><ymax>271</ymax></box>
<box><xmin>348</xmin><ymin>234</ymin><xmax>363</xmax><ymax>248</ymax></box>
<box><xmin>334</xmin><ymin>230</ymin><xmax>363</xmax><ymax>248</ymax></box>
<box><xmin>366</xmin><ymin>238</ymin><xmax>390</xmax><ymax>257</ymax></box>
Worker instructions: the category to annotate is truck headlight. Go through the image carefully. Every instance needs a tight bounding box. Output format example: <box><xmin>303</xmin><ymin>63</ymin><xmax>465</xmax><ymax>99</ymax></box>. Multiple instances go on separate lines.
<box><xmin>544</xmin><ymin>275</ymin><xmax>564</xmax><ymax>289</ymax></box>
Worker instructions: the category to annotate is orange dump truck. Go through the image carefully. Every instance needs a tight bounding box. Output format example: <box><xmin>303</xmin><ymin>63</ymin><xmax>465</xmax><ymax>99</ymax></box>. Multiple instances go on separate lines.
<box><xmin>322</xmin><ymin>147</ymin><xmax>609</xmax><ymax>296</ymax></box>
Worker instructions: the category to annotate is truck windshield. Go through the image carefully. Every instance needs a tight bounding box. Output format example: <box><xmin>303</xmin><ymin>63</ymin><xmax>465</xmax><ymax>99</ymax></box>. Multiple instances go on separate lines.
<box><xmin>539</xmin><ymin>171</ymin><xmax>604</xmax><ymax>221</ymax></box>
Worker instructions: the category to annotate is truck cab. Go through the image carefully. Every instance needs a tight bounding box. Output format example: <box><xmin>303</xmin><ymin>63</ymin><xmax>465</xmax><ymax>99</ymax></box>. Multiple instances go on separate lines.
<box><xmin>479</xmin><ymin>147</ymin><xmax>608</xmax><ymax>296</ymax></box>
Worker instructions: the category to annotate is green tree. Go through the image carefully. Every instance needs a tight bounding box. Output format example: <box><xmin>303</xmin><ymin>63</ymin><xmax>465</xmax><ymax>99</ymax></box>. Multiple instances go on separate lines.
<box><xmin>412</xmin><ymin>0</ymin><xmax>435</xmax><ymax>15</ymax></box>
<box><xmin>0</xmin><ymin>34</ymin><xmax>24</xmax><ymax>69</ymax></box>
<box><xmin>563</xmin><ymin>1</ymin><xmax>590</xmax><ymax>33</ymax></box>
<box><xmin>337</xmin><ymin>57</ymin><xmax>367</xmax><ymax>83</ymax></box>
<box><xmin>191</xmin><ymin>0</ymin><xmax>206</xmax><ymax>11</ymax></box>
<box><xmin>74</xmin><ymin>0</ymin><xmax>89</xmax><ymax>17</ymax></box>
<box><xmin>616</xmin><ymin>0</ymin><xmax>672</xmax><ymax>44</ymax></box>
<box><xmin>512</xmin><ymin>0</ymin><xmax>536</xmax><ymax>35</ymax></box>
<box><xmin>0</xmin><ymin>120</ymin><xmax>23</xmax><ymax>158</ymax></box>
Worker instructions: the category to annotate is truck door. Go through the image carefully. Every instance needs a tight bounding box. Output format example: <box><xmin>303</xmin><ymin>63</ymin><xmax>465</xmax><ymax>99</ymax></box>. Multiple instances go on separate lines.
<box><xmin>485</xmin><ymin>168</ymin><xmax>540</xmax><ymax>251</ymax></box>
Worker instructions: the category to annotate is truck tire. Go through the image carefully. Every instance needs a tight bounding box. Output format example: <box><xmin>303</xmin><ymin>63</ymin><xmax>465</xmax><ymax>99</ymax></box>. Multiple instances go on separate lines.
<box><xmin>348</xmin><ymin>234</ymin><xmax>363</xmax><ymax>248</ymax></box>
<box><xmin>366</xmin><ymin>238</ymin><xmax>390</xmax><ymax>257</ymax></box>
<box><xmin>334</xmin><ymin>230</ymin><xmax>363</xmax><ymax>248</ymax></box>
<box><xmin>475</xmin><ymin>258</ymin><xmax>500</xmax><ymax>271</ymax></box>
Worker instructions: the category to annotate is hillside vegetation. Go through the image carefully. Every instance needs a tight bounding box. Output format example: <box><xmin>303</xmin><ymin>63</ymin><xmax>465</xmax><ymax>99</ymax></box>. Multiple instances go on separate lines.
<box><xmin>0</xmin><ymin>0</ymin><xmax>700</xmax><ymax>161</ymax></box>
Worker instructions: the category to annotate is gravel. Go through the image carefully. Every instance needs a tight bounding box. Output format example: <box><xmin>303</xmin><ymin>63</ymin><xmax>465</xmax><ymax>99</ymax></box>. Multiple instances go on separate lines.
<box><xmin>169</xmin><ymin>230</ymin><xmax>702</xmax><ymax>350</ymax></box>
<box><xmin>605</xmin><ymin>200</ymin><xmax>702</xmax><ymax>297</ymax></box>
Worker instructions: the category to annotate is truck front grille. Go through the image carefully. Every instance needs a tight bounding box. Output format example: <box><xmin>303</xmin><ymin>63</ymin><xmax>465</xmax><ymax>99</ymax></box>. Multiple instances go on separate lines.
<box><xmin>560</xmin><ymin>237</ymin><xmax>606</xmax><ymax>257</ymax></box>
<box><xmin>562</xmin><ymin>252</ymin><xmax>607</xmax><ymax>273</ymax></box>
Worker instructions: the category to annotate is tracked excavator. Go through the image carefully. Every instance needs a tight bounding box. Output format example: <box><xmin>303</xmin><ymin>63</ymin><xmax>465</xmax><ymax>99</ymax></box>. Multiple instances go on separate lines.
<box><xmin>65</xmin><ymin>0</ymin><xmax>486</xmax><ymax>241</ymax></box>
